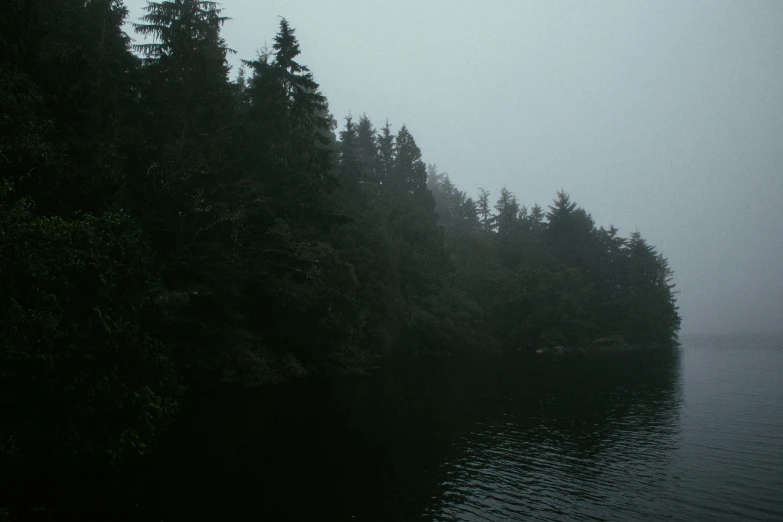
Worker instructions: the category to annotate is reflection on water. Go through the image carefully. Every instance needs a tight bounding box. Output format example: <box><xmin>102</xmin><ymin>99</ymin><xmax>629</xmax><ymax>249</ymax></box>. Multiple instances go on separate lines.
<box><xmin>132</xmin><ymin>349</ymin><xmax>689</xmax><ymax>521</ymax></box>
<box><xmin>58</xmin><ymin>339</ymin><xmax>783</xmax><ymax>522</ymax></box>
<box><xmin>426</xmin><ymin>350</ymin><xmax>683</xmax><ymax>521</ymax></box>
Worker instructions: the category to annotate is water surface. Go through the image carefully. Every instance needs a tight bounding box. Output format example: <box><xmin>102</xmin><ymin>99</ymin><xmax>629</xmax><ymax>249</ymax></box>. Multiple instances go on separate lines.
<box><xmin>79</xmin><ymin>337</ymin><xmax>783</xmax><ymax>520</ymax></box>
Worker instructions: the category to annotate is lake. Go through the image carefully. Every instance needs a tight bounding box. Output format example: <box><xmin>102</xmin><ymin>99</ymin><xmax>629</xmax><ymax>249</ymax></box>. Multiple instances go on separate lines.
<box><xmin>60</xmin><ymin>336</ymin><xmax>783</xmax><ymax>521</ymax></box>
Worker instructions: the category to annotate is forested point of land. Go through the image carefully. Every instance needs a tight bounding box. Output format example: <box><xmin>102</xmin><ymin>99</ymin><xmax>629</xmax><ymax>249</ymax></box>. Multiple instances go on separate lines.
<box><xmin>0</xmin><ymin>0</ymin><xmax>680</xmax><ymax>500</ymax></box>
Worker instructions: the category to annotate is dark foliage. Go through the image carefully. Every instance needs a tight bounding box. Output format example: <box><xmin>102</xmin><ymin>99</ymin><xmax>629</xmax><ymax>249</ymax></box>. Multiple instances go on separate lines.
<box><xmin>0</xmin><ymin>3</ymin><xmax>680</xmax><ymax>516</ymax></box>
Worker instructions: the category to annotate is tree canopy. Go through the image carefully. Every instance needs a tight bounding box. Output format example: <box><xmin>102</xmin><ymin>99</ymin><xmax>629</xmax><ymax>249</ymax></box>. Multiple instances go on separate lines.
<box><xmin>0</xmin><ymin>4</ymin><xmax>680</xmax><ymax>516</ymax></box>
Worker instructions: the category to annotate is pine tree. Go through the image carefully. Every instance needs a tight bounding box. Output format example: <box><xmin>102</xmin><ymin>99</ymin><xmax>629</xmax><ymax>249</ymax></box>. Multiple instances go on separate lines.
<box><xmin>494</xmin><ymin>187</ymin><xmax>520</xmax><ymax>237</ymax></box>
<box><xmin>377</xmin><ymin>120</ymin><xmax>395</xmax><ymax>185</ymax></box>
<box><xmin>355</xmin><ymin>114</ymin><xmax>380</xmax><ymax>197</ymax></box>
<box><xmin>130</xmin><ymin>0</ymin><xmax>243</xmax><ymax>384</ymax></box>
<box><xmin>390</xmin><ymin>125</ymin><xmax>428</xmax><ymax>196</ymax></box>
<box><xmin>528</xmin><ymin>203</ymin><xmax>545</xmax><ymax>232</ymax></box>
<box><xmin>235</xmin><ymin>21</ymin><xmax>361</xmax><ymax>373</ymax></box>
<box><xmin>356</xmin><ymin>114</ymin><xmax>378</xmax><ymax>166</ymax></box>
<box><xmin>477</xmin><ymin>188</ymin><xmax>494</xmax><ymax>233</ymax></box>
<box><xmin>0</xmin><ymin>0</ymin><xmax>180</xmax><ymax>470</ymax></box>
<box><xmin>0</xmin><ymin>0</ymin><xmax>140</xmax><ymax>214</ymax></box>
<box><xmin>338</xmin><ymin>114</ymin><xmax>363</xmax><ymax>204</ymax></box>
<box><xmin>242</xmin><ymin>18</ymin><xmax>335</xmax><ymax>205</ymax></box>
<box><xmin>621</xmin><ymin>232</ymin><xmax>680</xmax><ymax>344</ymax></box>
<box><xmin>545</xmin><ymin>191</ymin><xmax>596</xmax><ymax>268</ymax></box>
<box><xmin>132</xmin><ymin>0</ymin><xmax>235</xmax><ymax>208</ymax></box>
<box><xmin>428</xmin><ymin>166</ymin><xmax>478</xmax><ymax>234</ymax></box>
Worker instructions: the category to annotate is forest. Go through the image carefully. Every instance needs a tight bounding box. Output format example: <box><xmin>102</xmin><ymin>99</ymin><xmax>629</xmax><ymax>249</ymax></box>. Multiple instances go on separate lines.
<box><xmin>0</xmin><ymin>0</ymin><xmax>680</xmax><ymax>498</ymax></box>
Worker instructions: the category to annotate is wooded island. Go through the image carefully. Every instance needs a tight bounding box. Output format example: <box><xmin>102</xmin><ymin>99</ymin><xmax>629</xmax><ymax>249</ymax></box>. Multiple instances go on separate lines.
<box><xmin>0</xmin><ymin>0</ymin><xmax>680</xmax><ymax>502</ymax></box>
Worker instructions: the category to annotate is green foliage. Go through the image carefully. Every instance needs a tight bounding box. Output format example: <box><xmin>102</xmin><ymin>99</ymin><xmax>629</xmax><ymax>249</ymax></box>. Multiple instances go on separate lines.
<box><xmin>0</xmin><ymin>191</ymin><xmax>178</xmax><ymax>465</ymax></box>
<box><xmin>429</xmin><ymin>173</ymin><xmax>680</xmax><ymax>351</ymax></box>
<box><xmin>0</xmin><ymin>6</ymin><xmax>681</xmax><ymax>513</ymax></box>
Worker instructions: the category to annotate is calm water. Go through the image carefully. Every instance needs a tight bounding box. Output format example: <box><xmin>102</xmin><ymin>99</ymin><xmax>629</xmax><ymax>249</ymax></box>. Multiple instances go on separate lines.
<box><xmin>65</xmin><ymin>336</ymin><xmax>783</xmax><ymax>521</ymax></box>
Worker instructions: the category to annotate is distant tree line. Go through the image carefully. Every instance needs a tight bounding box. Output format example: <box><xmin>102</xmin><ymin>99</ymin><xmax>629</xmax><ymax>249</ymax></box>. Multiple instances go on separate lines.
<box><xmin>0</xmin><ymin>0</ymin><xmax>679</xmax><ymax>481</ymax></box>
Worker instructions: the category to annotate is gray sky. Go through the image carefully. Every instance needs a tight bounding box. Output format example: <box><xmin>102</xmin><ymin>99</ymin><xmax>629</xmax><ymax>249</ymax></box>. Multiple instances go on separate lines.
<box><xmin>125</xmin><ymin>0</ymin><xmax>783</xmax><ymax>335</ymax></box>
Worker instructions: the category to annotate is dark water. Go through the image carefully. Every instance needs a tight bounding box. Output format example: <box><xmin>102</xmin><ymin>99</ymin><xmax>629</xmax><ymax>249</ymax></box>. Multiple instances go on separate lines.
<box><xmin>65</xmin><ymin>337</ymin><xmax>783</xmax><ymax>521</ymax></box>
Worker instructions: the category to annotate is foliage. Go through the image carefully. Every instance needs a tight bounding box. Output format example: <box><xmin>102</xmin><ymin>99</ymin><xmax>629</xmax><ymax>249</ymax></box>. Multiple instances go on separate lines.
<box><xmin>0</xmin><ymin>190</ymin><xmax>178</xmax><ymax>466</ymax></box>
<box><xmin>0</xmin><ymin>5</ymin><xmax>681</xmax><ymax>510</ymax></box>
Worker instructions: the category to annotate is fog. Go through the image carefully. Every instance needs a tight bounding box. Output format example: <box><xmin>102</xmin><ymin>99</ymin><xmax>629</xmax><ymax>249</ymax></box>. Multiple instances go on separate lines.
<box><xmin>126</xmin><ymin>0</ymin><xmax>783</xmax><ymax>335</ymax></box>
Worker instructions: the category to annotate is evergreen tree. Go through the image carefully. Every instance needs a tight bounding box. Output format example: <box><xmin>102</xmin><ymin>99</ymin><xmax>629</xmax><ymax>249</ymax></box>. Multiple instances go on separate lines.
<box><xmin>545</xmin><ymin>191</ymin><xmax>596</xmax><ymax>268</ymax></box>
<box><xmin>388</xmin><ymin>125</ymin><xmax>427</xmax><ymax>195</ymax></box>
<box><xmin>528</xmin><ymin>203</ymin><xmax>545</xmax><ymax>232</ymax></box>
<box><xmin>242</xmin><ymin>18</ymin><xmax>336</xmax><ymax>209</ymax></box>
<box><xmin>477</xmin><ymin>188</ymin><xmax>494</xmax><ymax>233</ymax></box>
<box><xmin>0</xmin><ymin>0</ymin><xmax>180</xmax><ymax>475</ymax></box>
<box><xmin>0</xmin><ymin>9</ymin><xmax>684</xmax><ymax>515</ymax></box>
<box><xmin>356</xmin><ymin>114</ymin><xmax>379</xmax><ymax>167</ymax></box>
<box><xmin>337</xmin><ymin>115</ymin><xmax>362</xmax><ymax>203</ymax></box>
<box><xmin>494</xmin><ymin>187</ymin><xmax>520</xmax><ymax>238</ymax></box>
<box><xmin>0</xmin><ymin>0</ymin><xmax>139</xmax><ymax>214</ymax></box>
<box><xmin>621</xmin><ymin>232</ymin><xmax>680</xmax><ymax>344</ymax></box>
<box><xmin>234</xmin><ymin>20</ymin><xmax>361</xmax><ymax>373</ymax></box>
<box><xmin>355</xmin><ymin>114</ymin><xmax>380</xmax><ymax>198</ymax></box>
<box><xmin>130</xmin><ymin>0</ymin><xmax>241</xmax><ymax>383</ymax></box>
<box><xmin>377</xmin><ymin>120</ymin><xmax>395</xmax><ymax>185</ymax></box>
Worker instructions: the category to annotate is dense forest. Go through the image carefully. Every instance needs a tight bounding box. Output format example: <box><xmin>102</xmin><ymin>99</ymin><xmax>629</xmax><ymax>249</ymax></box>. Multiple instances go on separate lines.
<box><xmin>0</xmin><ymin>0</ymin><xmax>679</xmax><ymax>498</ymax></box>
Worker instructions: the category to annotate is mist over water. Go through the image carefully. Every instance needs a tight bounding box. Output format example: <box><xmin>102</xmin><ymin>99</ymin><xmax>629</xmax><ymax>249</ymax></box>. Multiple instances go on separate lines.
<box><xmin>7</xmin><ymin>1</ymin><xmax>783</xmax><ymax>520</ymax></box>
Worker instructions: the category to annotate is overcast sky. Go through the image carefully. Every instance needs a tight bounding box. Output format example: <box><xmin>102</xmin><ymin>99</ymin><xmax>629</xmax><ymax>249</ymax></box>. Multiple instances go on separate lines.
<box><xmin>125</xmin><ymin>0</ymin><xmax>783</xmax><ymax>335</ymax></box>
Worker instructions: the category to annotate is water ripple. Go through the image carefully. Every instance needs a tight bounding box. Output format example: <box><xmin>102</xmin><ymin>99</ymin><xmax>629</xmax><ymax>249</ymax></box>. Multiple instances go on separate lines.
<box><xmin>424</xmin><ymin>343</ymin><xmax>783</xmax><ymax>521</ymax></box>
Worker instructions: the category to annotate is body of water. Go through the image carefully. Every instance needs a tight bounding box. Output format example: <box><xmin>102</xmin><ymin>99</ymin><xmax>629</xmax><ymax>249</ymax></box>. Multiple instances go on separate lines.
<box><xmin>57</xmin><ymin>336</ymin><xmax>783</xmax><ymax>521</ymax></box>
